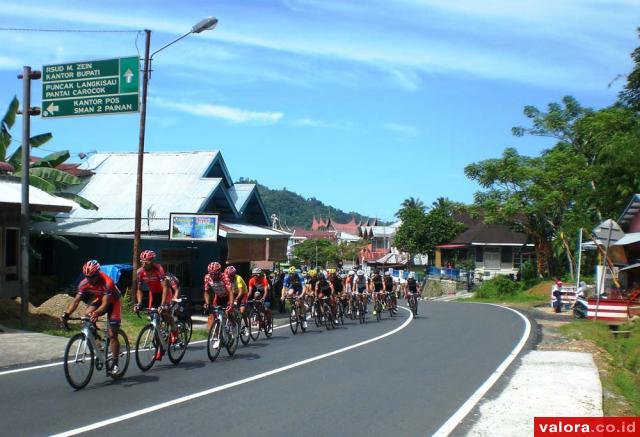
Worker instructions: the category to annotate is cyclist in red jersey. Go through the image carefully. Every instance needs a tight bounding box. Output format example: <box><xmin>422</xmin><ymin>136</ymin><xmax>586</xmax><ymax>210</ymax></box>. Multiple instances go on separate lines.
<box><xmin>134</xmin><ymin>250</ymin><xmax>175</xmax><ymax>345</ymax></box>
<box><xmin>134</xmin><ymin>250</ymin><xmax>169</xmax><ymax>310</ymax></box>
<box><xmin>203</xmin><ymin>262</ymin><xmax>233</xmax><ymax>330</ymax></box>
<box><xmin>247</xmin><ymin>268</ymin><xmax>272</xmax><ymax>319</ymax></box>
<box><xmin>61</xmin><ymin>260</ymin><xmax>122</xmax><ymax>374</ymax></box>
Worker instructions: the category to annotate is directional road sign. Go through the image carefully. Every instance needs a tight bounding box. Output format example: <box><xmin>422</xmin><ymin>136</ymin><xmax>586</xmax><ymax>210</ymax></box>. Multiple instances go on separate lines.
<box><xmin>42</xmin><ymin>56</ymin><xmax>140</xmax><ymax>118</ymax></box>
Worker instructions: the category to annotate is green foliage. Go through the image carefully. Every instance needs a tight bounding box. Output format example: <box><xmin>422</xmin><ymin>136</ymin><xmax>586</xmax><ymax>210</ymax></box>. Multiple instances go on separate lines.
<box><xmin>520</xmin><ymin>260</ymin><xmax>537</xmax><ymax>281</ymax></box>
<box><xmin>561</xmin><ymin>320</ymin><xmax>640</xmax><ymax>414</ymax></box>
<box><xmin>394</xmin><ymin>197</ymin><xmax>467</xmax><ymax>258</ymax></box>
<box><xmin>0</xmin><ymin>97</ymin><xmax>97</xmax><ymax>211</ymax></box>
<box><xmin>292</xmin><ymin>238</ymin><xmax>339</xmax><ymax>267</ymax></box>
<box><xmin>474</xmin><ymin>275</ymin><xmax>520</xmax><ymax>298</ymax></box>
<box><xmin>619</xmin><ymin>27</ymin><xmax>640</xmax><ymax>111</ymax></box>
<box><xmin>240</xmin><ymin>178</ymin><xmax>369</xmax><ymax>229</ymax></box>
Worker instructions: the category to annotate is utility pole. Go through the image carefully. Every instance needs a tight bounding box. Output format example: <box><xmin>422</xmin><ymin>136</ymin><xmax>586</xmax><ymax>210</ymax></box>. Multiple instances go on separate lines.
<box><xmin>17</xmin><ymin>66</ymin><xmax>41</xmax><ymax>326</ymax></box>
<box><xmin>131</xmin><ymin>29</ymin><xmax>151</xmax><ymax>298</ymax></box>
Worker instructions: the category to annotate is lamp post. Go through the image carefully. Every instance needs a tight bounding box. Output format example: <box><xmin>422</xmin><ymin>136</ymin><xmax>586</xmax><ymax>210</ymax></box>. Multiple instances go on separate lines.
<box><xmin>131</xmin><ymin>17</ymin><xmax>218</xmax><ymax>296</ymax></box>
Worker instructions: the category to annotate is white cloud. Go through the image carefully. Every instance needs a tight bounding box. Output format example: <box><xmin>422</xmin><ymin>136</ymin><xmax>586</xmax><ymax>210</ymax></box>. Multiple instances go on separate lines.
<box><xmin>0</xmin><ymin>1</ymin><xmax>635</xmax><ymax>91</ymax></box>
<box><xmin>151</xmin><ymin>97</ymin><xmax>283</xmax><ymax>124</ymax></box>
<box><xmin>383</xmin><ymin>123</ymin><xmax>420</xmax><ymax>137</ymax></box>
<box><xmin>292</xmin><ymin>117</ymin><xmax>355</xmax><ymax>131</ymax></box>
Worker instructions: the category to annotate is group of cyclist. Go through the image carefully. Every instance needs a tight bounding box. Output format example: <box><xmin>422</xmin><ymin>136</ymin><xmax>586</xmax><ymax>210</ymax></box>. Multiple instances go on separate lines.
<box><xmin>61</xmin><ymin>249</ymin><xmax>275</xmax><ymax>373</ymax></box>
<box><xmin>280</xmin><ymin>266</ymin><xmax>422</xmax><ymax>328</ymax></box>
<box><xmin>60</xmin><ymin>250</ymin><xmax>422</xmax><ymax>376</ymax></box>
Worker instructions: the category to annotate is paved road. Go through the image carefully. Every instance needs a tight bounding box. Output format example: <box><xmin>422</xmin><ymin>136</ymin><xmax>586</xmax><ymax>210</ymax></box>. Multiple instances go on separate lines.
<box><xmin>0</xmin><ymin>302</ymin><xmax>528</xmax><ymax>436</ymax></box>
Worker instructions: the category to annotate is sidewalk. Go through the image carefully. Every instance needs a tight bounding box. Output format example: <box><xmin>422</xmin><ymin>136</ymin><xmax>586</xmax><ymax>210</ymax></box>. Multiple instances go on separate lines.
<box><xmin>464</xmin><ymin>351</ymin><xmax>603</xmax><ymax>436</ymax></box>
<box><xmin>0</xmin><ymin>324</ymin><xmax>68</xmax><ymax>368</ymax></box>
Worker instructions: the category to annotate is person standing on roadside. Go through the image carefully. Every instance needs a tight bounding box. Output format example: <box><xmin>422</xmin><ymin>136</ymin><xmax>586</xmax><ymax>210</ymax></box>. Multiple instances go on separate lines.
<box><xmin>552</xmin><ymin>280</ymin><xmax>563</xmax><ymax>313</ymax></box>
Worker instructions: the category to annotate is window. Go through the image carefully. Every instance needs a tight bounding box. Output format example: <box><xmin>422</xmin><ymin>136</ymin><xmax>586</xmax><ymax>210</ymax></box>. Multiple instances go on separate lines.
<box><xmin>475</xmin><ymin>247</ymin><xmax>483</xmax><ymax>263</ymax></box>
<box><xmin>484</xmin><ymin>247</ymin><xmax>500</xmax><ymax>269</ymax></box>
<box><xmin>501</xmin><ymin>247</ymin><xmax>513</xmax><ymax>264</ymax></box>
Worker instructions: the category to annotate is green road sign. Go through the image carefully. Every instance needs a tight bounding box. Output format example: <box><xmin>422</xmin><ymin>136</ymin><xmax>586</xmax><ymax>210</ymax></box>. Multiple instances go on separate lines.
<box><xmin>42</xmin><ymin>56</ymin><xmax>140</xmax><ymax>118</ymax></box>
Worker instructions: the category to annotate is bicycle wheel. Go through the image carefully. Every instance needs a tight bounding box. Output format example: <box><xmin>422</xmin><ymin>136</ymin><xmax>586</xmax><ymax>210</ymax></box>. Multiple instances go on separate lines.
<box><xmin>376</xmin><ymin>302</ymin><xmax>382</xmax><ymax>322</ymax></box>
<box><xmin>338</xmin><ymin>303</ymin><xmax>344</xmax><ymax>326</ymax></box>
<box><xmin>240</xmin><ymin>316</ymin><xmax>251</xmax><ymax>346</ymax></box>
<box><xmin>314</xmin><ymin>304</ymin><xmax>322</xmax><ymax>327</ymax></box>
<box><xmin>135</xmin><ymin>324</ymin><xmax>158</xmax><ymax>372</ymax></box>
<box><xmin>289</xmin><ymin>308</ymin><xmax>299</xmax><ymax>335</ymax></box>
<box><xmin>184</xmin><ymin>315</ymin><xmax>193</xmax><ymax>344</ymax></box>
<box><xmin>207</xmin><ymin>319</ymin><xmax>222</xmax><ymax>361</ymax></box>
<box><xmin>168</xmin><ymin>322</ymin><xmax>189</xmax><ymax>364</ymax></box>
<box><xmin>225</xmin><ymin>318</ymin><xmax>239</xmax><ymax>356</ymax></box>
<box><xmin>322</xmin><ymin>303</ymin><xmax>332</xmax><ymax>330</ymax></box>
<box><xmin>264</xmin><ymin>312</ymin><xmax>273</xmax><ymax>337</ymax></box>
<box><xmin>107</xmin><ymin>329</ymin><xmax>130</xmax><ymax>379</ymax></box>
<box><xmin>249</xmin><ymin>309</ymin><xmax>261</xmax><ymax>341</ymax></box>
<box><xmin>63</xmin><ymin>333</ymin><xmax>95</xmax><ymax>390</ymax></box>
<box><xmin>358</xmin><ymin>300</ymin><xmax>365</xmax><ymax>324</ymax></box>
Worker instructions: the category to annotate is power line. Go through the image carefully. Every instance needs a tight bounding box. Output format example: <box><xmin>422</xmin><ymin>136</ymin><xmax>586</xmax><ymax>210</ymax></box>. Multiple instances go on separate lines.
<box><xmin>0</xmin><ymin>27</ymin><xmax>139</xmax><ymax>33</ymax></box>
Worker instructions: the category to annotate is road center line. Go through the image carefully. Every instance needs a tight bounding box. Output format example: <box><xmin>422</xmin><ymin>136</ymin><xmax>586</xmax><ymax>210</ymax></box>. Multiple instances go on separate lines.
<box><xmin>432</xmin><ymin>303</ymin><xmax>532</xmax><ymax>437</ymax></box>
<box><xmin>51</xmin><ymin>308</ymin><xmax>413</xmax><ymax>437</ymax></box>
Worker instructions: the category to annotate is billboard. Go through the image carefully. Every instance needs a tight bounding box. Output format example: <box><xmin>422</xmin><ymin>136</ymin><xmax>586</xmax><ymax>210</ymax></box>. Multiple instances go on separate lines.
<box><xmin>169</xmin><ymin>213</ymin><xmax>219</xmax><ymax>241</ymax></box>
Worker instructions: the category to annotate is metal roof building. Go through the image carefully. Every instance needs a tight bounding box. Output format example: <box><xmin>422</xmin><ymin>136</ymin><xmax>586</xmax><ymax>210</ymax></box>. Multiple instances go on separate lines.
<box><xmin>32</xmin><ymin>151</ymin><xmax>289</xmax><ymax>291</ymax></box>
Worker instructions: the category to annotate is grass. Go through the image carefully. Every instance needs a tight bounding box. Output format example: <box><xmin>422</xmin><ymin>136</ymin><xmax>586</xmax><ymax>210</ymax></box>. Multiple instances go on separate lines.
<box><xmin>560</xmin><ymin>320</ymin><xmax>640</xmax><ymax>415</ymax></box>
<box><xmin>459</xmin><ymin>276</ymin><xmax>550</xmax><ymax>306</ymax></box>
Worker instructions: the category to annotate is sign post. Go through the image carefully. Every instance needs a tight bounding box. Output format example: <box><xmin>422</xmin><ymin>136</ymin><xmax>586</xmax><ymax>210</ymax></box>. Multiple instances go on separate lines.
<box><xmin>41</xmin><ymin>56</ymin><xmax>139</xmax><ymax>118</ymax></box>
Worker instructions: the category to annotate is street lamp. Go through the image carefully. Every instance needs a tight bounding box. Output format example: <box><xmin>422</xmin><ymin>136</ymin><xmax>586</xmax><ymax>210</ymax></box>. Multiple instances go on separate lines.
<box><xmin>131</xmin><ymin>17</ymin><xmax>218</xmax><ymax>296</ymax></box>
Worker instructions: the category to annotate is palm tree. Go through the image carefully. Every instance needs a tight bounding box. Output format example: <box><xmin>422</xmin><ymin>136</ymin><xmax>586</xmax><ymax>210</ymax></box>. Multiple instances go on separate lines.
<box><xmin>395</xmin><ymin>197</ymin><xmax>425</xmax><ymax>218</ymax></box>
<box><xmin>1</xmin><ymin>96</ymin><xmax>97</xmax><ymax>209</ymax></box>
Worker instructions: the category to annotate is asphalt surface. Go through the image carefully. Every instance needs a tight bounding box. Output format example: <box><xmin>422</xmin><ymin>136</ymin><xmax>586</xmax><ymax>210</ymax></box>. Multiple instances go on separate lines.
<box><xmin>0</xmin><ymin>302</ymin><xmax>527</xmax><ymax>436</ymax></box>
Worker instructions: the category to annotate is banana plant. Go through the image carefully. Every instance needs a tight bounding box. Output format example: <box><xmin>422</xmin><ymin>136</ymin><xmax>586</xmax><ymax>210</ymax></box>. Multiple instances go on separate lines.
<box><xmin>1</xmin><ymin>96</ymin><xmax>97</xmax><ymax>210</ymax></box>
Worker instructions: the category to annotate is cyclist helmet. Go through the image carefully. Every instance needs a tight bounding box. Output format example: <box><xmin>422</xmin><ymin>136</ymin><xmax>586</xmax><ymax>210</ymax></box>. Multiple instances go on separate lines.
<box><xmin>139</xmin><ymin>250</ymin><xmax>156</xmax><ymax>262</ymax></box>
<box><xmin>348</xmin><ymin>270</ymin><xmax>355</xmax><ymax>276</ymax></box>
<box><xmin>384</xmin><ymin>271</ymin><xmax>391</xmax><ymax>276</ymax></box>
<box><xmin>317</xmin><ymin>272</ymin><xmax>325</xmax><ymax>280</ymax></box>
<box><xmin>288</xmin><ymin>266</ymin><xmax>296</xmax><ymax>274</ymax></box>
<box><xmin>82</xmin><ymin>260</ymin><xmax>101</xmax><ymax>277</ymax></box>
<box><xmin>408</xmin><ymin>272</ymin><xmax>415</xmax><ymax>278</ymax></box>
<box><xmin>225</xmin><ymin>265</ymin><xmax>237</xmax><ymax>277</ymax></box>
<box><xmin>252</xmin><ymin>267</ymin><xmax>263</xmax><ymax>275</ymax></box>
<box><xmin>208</xmin><ymin>262</ymin><xmax>222</xmax><ymax>274</ymax></box>
<box><xmin>309</xmin><ymin>269</ymin><xmax>317</xmax><ymax>277</ymax></box>
<box><xmin>357</xmin><ymin>269</ymin><xmax>364</xmax><ymax>276</ymax></box>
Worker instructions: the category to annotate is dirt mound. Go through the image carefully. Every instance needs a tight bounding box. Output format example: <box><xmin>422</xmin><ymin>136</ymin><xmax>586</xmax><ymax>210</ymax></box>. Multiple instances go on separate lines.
<box><xmin>35</xmin><ymin>294</ymin><xmax>87</xmax><ymax>317</ymax></box>
<box><xmin>0</xmin><ymin>298</ymin><xmax>37</xmax><ymax>321</ymax></box>
<box><xmin>526</xmin><ymin>281</ymin><xmax>554</xmax><ymax>298</ymax></box>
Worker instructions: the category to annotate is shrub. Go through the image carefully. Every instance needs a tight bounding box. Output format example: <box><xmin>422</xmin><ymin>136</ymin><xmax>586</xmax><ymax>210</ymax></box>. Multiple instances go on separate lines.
<box><xmin>520</xmin><ymin>260</ymin><xmax>537</xmax><ymax>281</ymax></box>
<box><xmin>474</xmin><ymin>275</ymin><xmax>521</xmax><ymax>298</ymax></box>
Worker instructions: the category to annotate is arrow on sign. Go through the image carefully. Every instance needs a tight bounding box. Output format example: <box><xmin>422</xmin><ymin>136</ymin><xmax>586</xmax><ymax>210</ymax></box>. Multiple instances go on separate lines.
<box><xmin>44</xmin><ymin>102</ymin><xmax>59</xmax><ymax>116</ymax></box>
<box><xmin>124</xmin><ymin>68</ymin><xmax>134</xmax><ymax>84</ymax></box>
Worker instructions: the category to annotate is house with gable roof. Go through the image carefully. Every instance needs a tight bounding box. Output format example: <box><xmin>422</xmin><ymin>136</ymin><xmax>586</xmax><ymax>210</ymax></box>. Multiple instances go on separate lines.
<box><xmin>33</xmin><ymin>151</ymin><xmax>289</xmax><ymax>294</ymax></box>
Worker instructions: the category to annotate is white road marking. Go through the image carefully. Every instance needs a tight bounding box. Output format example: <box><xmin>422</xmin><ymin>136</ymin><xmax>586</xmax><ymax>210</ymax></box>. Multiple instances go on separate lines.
<box><xmin>432</xmin><ymin>303</ymin><xmax>532</xmax><ymax>437</ymax></box>
<box><xmin>0</xmin><ymin>323</ymin><xmax>291</xmax><ymax>377</ymax></box>
<box><xmin>51</xmin><ymin>308</ymin><xmax>414</xmax><ymax>436</ymax></box>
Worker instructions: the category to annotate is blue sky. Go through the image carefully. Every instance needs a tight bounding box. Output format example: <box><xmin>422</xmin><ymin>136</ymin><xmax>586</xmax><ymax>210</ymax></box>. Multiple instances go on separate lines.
<box><xmin>0</xmin><ymin>0</ymin><xmax>638</xmax><ymax>221</ymax></box>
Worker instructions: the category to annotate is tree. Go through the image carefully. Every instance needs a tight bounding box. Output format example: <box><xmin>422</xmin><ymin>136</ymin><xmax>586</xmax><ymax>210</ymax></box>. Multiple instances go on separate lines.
<box><xmin>619</xmin><ymin>27</ymin><xmax>640</xmax><ymax>111</ymax></box>
<box><xmin>394</xmin><ymin>198</ymin><xmax>466</xmax><ymax>263</ymax></box>
<box><xmin>397</xmin><ymin>197</ymin><xmax>425</xmax><ymax>215</ymax></box>
<box><xmin>0</xmin><ymin>97</ymin><xmax>97</xmax><ymax>210</ymax></box>
<box><xmin>292</xmin><ymin>238</ymin><xmax>339</xmax><ymax>268</ymax></box>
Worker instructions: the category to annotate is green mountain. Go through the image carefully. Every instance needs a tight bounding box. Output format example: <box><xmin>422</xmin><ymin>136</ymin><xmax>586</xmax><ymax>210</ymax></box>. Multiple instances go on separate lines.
<box><xmin>237</xmin><ymin>178</ymin><xmax>371</xmax><ymax>229</ymax></box>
